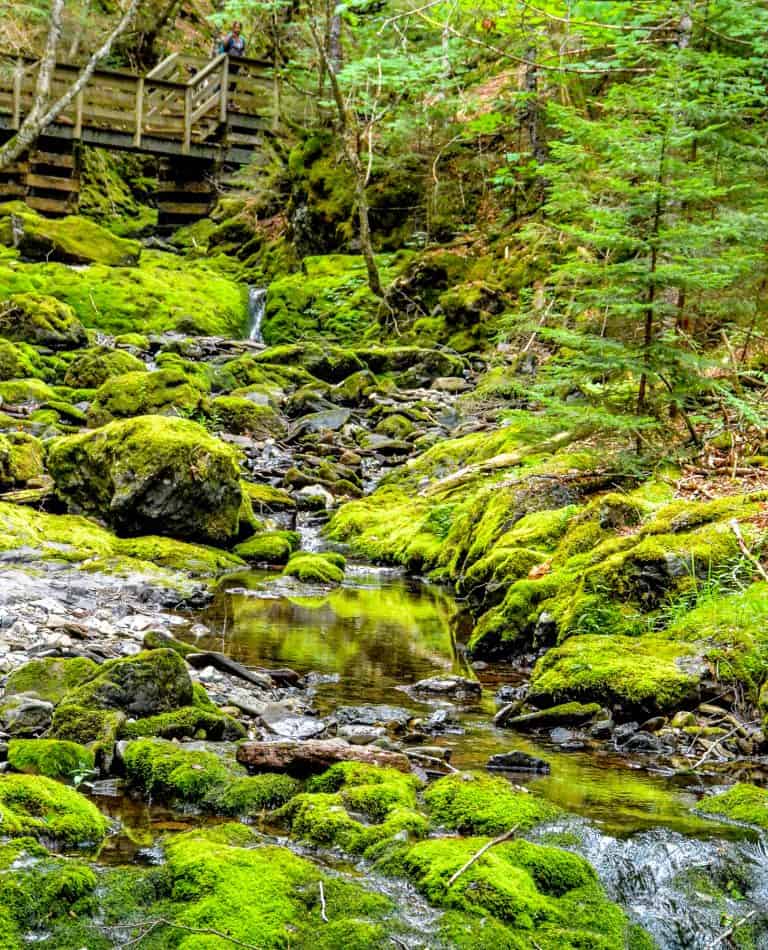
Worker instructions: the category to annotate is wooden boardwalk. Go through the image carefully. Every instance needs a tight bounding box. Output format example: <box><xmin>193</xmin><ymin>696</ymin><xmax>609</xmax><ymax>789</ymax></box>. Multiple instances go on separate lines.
<box><xmin>0</xmin><ymin>52</ymin><xmax>304</xmax><ymax>220</ymax></box>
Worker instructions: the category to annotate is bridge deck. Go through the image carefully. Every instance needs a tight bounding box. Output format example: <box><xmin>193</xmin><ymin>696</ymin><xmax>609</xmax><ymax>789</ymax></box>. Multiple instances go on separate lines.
<box><xmin>0</xmin><ymin>52</ymin><xmax>297</xmax><ymax>163</ymax></box>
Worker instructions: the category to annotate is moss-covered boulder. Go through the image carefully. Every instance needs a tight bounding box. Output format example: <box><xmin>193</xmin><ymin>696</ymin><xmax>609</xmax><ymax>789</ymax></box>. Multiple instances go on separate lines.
<box><xmin>210</xmin><ymin>395</ymin><xmax>286</xmax><ymax>438</ymax></box>
<box><xmin>7</xmin><ymin>739</ymin><xmax>94</xmax><ymax>780</ymax></box>
<box><xmin>0</xmin><ymin>293</ymin><xmax>87</xmax><ymax>349</ymax></box>
<box><xmin>0</xmin><ymin>774</ymin><xmax>108</xmax><ymax>846</ymax></box>
<box><xmin>0</xmin><ymin>432</ymin><xmax>44</xmax><ymax>489</ymax></box>
<box><xmin>63</xmin><ymin>346</ymin><xmax>146</xmax><ymax>389</ymax></box>
<box><xmin>424</xmin><ymin>772</ymin><xmax>562</xmax><ymax>835</ymax></box>
<box><xmin>235</xmin><ymin>529</ymin><xmax>300</xmax><ymax>564</ymax></box>
<box><xmin>0</xmin><ymin>338</ymin><xmax>47</xmax><ymax>381</ymax></box>
<box><xmin>0</xmin><ymin>202</ymin><xmax>140</xmax><ymax>265</ymax></box>
<box><xmin>47</xmin><ymin>415</ymin><xmax>244</xmax><ymax>544</ymax></box>
<box><xmin>5</xmin><ymin>657</ymin><xmax>99</xmax><ymax>705</ymax></box>
<box><xmin>87</xmin><ymin>367</ymin><xmax>207</xmax><ymax>426</ymax></box>
<box><xmin>695</xmin><ymin>784</ymin><xmax>768</xmax><ymax>830</ymax></box>
<box><xmin>283</xmin><ymin>551</ymin><xmax>346</xmax><ymax>585</ymax></box>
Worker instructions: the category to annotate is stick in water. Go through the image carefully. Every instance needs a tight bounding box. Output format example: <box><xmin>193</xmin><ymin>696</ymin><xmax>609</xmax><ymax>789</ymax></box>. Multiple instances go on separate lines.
<box><xmin>447</xmin><ymin>826</ymin><xmax>520</xmax><ymax>888</ymax></box>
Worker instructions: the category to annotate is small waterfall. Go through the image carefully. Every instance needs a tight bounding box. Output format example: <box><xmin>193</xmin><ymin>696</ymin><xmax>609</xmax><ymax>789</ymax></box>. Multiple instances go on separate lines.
<box><xmin>247</xmin><ymin>287</ymin><xmax>267</xmax><ymax>343</ymax></box>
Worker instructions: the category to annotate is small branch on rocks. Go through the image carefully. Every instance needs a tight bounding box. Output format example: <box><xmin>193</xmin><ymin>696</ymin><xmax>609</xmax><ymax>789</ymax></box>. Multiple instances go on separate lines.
<box><xmin>707</xmin><ymin>909</ymin><xmax>757</xmax><ymax>949</ymax></box>
<box><xmin>122</xmin><ymin>917</ymin><xmax>260</xmax><ymax>949</ymax></box>
<box><xmin>446</xmin><ymin>826</ymin><xmax>519</xmax><ymax>889</ymax></box>
<box><xmin>729</xmin><ymin>519</ymin><xmax>768</xmax><ymax>581</ymax></box>
<box><xmin>319</xmin><ymin>881</ymin><xmax>328</xmax><ymax>922</ymax></box>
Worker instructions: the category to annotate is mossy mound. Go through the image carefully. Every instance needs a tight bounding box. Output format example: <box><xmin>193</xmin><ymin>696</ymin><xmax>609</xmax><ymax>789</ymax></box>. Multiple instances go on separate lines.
<box><xmin>7</xmin><ymin>739</ymin><xmax>94</xmax><ymax>780</ymax></box>
<box><xmin>283</xmin><ymin>551</ymin><xmax>346</xmax><ymax>585</ymax></box>
<box><xmin>276</xmin><ymin>762</ymin><xmax>426</xmax><ymax>855</ymax></box>
<box><xmin>123</xmin><ymin>739</ymin><xmax>298</xmax><ymax>814</ymax></box>
<box><xmin>244</xmin><ymin>481</ymin><xmax>296</xmax><ymax>512</ymax></box>
<box><xmin>695</xmin><ymin>784</ymin><xmax>768</xmax><ymax>830</ymax></box>
<box><xmin>0</xmin><ymin>293</ymin><xmax>87</xmax><ymax>349</ymax></box>
<box><xmin>0</xmin><ymin>202</ymin><xmax>140</xmax><ymax>265</ymax></box>
<box><xmin>255</xmin><ymin>341</ymin><xmax>366</xmax><ymax>383</ymax></box>
<box><xmin>87</xmin><ymin>367</ymin><xmax>207</xmax><ymax>426</ymax></box>
<box><xmin>0</xmin><ymin>501</ymin><xmax>244</xmax><ymax>575</ymax></box>
<box><xmin>47</xmin><ymin>415</ymin><xmax>244</xmax><ymax>545</ymax></box>
<box><xmin>5</xmin><ymin>657</ymin><xmax>99</xmax><ymax>705</ymax></box>
<box><xmin>235</xmin><ymin>529</ymin><xmax>300</xmax><ymax>564</ymax></box>
<box><xmin>0</xmin><ymin>250</ymin><xmax>246</xmax><ymax>337</ymax></box>
<box><xmin>377</xmin><ymin>836</ymin><xmax>643</xmax><ymax>948</ymax></box>
<box><xmin>424</xmin><ymin>772</ymin><xmax>562</xmax><ymax>834</ymax></box>
<box><xmin>0</xmin><ymin>433</ymin><xmax>44</xmax><ymax>489</ymax></box>
<box><xmin>0</xmin><ymin>338</ymin><xmax>48</xmax><ymax>381</ymax></box>
<box><xmin>62</xmin><ymin>346</ymin><xmax>146</xmax><ymax>389</ymax></box>
<box><xmin>210</xmin><ymin>395</ymin><xmax>286</xmax><ymax>438</ymax></box>
<box><xmin>0</xmin><ymin>775</ymin><xmax>108</xmax><ymax>847</ymax></box>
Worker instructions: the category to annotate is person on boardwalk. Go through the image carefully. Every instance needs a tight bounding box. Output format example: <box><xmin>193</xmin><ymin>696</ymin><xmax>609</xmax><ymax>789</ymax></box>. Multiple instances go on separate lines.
<box><xmin>220</xmin><ymin>22</ymin><xmax>246</xmax><ymax>57</ymax></box>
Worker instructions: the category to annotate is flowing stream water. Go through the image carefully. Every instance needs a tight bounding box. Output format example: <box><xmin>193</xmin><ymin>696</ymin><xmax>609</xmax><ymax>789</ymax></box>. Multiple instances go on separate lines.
<box><xmin>247</xmin><ymin>286</ymin><xmax>267</xmax><ymax>342</ymax></box>
<box><xmin>86</xmin><ymin>556</ymin><xmax>768</xmax><ymax>947</ymax></box>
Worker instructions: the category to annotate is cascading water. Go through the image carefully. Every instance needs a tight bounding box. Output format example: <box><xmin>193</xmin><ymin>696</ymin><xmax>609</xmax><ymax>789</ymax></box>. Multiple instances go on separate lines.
<box><xmin>247</xmin><ymin>286</ymin><xmax>267</xmax><ymax>342</ymax></box>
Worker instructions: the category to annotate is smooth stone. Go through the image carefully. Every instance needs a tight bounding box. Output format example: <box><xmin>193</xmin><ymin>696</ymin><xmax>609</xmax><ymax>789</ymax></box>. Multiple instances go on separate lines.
<box><xmin>487</xmin><ymin>750</ymin><xmax>551</xmax><ymax>773</ymax></box>
<box><xmin>335</xmin><ymin>704</ymin><xmax>413</xmax><ymax>729</ymax></box>
<box><xmin>0</xmin><ymin>695</ymin><xmax>54</xmax><ymax>736</ymax></box>
<box><xmin>622</xmin><ymin>731</ymin><xmax>663</xmax><ymax>753</ymax></box>
<box><xmin>405</xmin><ymin>745</ymin><xmax>452</xmax><ymax>762</ymax></box>
<box><xmin>337</xmin><ymin>725</ymin><xmax>387</xmax><ymax>745</ymax></box>
<box><xmin>259</xmin><ymin>703</ymin><xmax>327</xmax><ymax>740</ymax></box>
<box><xmin>409</xmin><ymin>675</ymin><xmax>481</xmax><ymax>700</ymax></box>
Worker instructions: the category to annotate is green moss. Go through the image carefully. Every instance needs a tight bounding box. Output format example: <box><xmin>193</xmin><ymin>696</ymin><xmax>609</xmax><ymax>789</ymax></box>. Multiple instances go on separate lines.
<box><xmin>50</xmin><ymin>706</ymin><xmax>125</xmax><ymax>771</ymax></box>
<box><xmin>425</xmin><ymin>772</ymin><xmax>561</xmax><ymax>835</ymax></box>
<box><xmin>7</xmin><ymin>740</ymin><xmax>94</xmax><ymax>780</ymax></box>
<box><xmin>0</xmin><ymin>774</ymin><xmax>108</xmax><ymax>846</ymax></box>
<box><xmin>0</xmin><ymin>249</ymin><xmax>246</xmax><ymax>337</ymax></box>
<box><xmin>124</xmin><ymin>738</ymin><xmax>233</xmax><ymax>803</ymax></box>
<box><xmin>87</xmin><ymin>367</ymin><xmax>207</xmax><ymax>426</ymax></box>
<box><xmin>0</xmin><ymin>377</ymin><xmax>57</xmax><ymax>405</ymax></box>
<box><xmin>115</xmin><ymin>535</ymin><xmax>244</xmax><ymax>575</ymax></box>
<box><xmin>528</xmin><ymin>633</ymin><xmax>705</xmax><ymax>712</ymax></box>
<box><xmin>0</xmin><ymin>433</ymin><xmax>44</xmax><ymax>488</ymax></box>
<box><xmin>5</xmin><ymin>657</ymin><xmax>99</xmax><ymax>704</ymax></box>
<box><xmin>63</xmin><ymin>347</ymin><xmax>146</xmax><ymax>389</ymax></box>
<box><xmin>119</xmin><ymin>705</ymin><xmax>246</xmax><ymax>741</ymax></box>
<box><xmin>695</xmin><ymin>783</ymin><xmax>768</xmax><ymax>830</ymax></box>
<box><xmin>217</xmin><ymin>774</ymin><xmax>300</xmax><ymax>816</ymax></box>
<box><xmin>210</xmin><ymin>395</ymin><xmax>286</xmax><ymax>438</ymax></box>
<box><xmin>235</xmin><ymin>530</ymin><xmax>300</xmax><ymax>564</ymax></box>
<box><xmin>0</xmin><ymin>293</ymin><xmax>87</xmax><ymax>349</ymax></box>
<box><xmin>284</xmin><ymin>552</ymin><xmax>346</xmax><ymax>585</ymax></box>
<box><xmin>0</xmin><ymin>339</ymin><xmax>47</xmax><ymax>381</ymax></box>
<box><xmin>47</xmin><ymin>415</ymin><xmax>244</xmax><ymax>545</ymax></box>
<box><xmin>377</xmin><ymin>836</ymin><xmax>637</xmax><ymax>947</ymax></box>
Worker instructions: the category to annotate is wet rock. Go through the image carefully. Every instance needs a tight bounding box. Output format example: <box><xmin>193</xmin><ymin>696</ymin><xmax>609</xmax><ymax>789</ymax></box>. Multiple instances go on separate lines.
<box><xmin>493</xmin><ymin>701</ymin><xmax>525</xmax><ymax>727</ymax></box>
<box><xmin>423</xmin><ymin>708</ymin><xmax>462</xmax><ymax>734</ymax></box>
<box><xmin>259</xmin><ymin>703</ymin><xmax>327</xmax><ymax>740</ymax></box>
<box><xmin>337</xmin><ymin>725</ymin><xmax>387</xmax><ymax>745</ymax></box>
<box><xmin>408</xmin><ymin>675</ymin><xmax>481</xmax><ymax>701</ymax></box>
<box><xmin>0</xmin><ymin>696</ymin><xmax>54</xmax><ymax>736</ymax></box>
<box><xmin>495</xmin><ymin>684</ymin><xmax>528</xmax><ymax>705</ymax></box>
<box><xmin>487</xmin><ymin>750</ymin><xmax>550</xmax><ymax>773</ymax></box>
<box><xmin>670</xmin><ymin>710</ymin><xmax>697</xmax><ymax>729</ymax></box>
<box><xmin>640</xmin><ymin>716</ymin><xmax>667</xmax><ymax>733</ymax></box>
<box><xmin>589</xmin><ymin>719</ymin><xmax>614</xmax><ymax>739</ymax></box>
<box><xmin>335</xmin><ymin>704</ymin><xmax>412</xmax><ymax>730</ymax></box>
<box><xmin>622</xmin><ymin>731</ymin><xmax>663</xmax><ymax>753</ymax></box>
<box><xmin>431</xmin><ymin>377</ymin><xmax>471</xmax><ymax>393</ymax></box>
<box><xmin>288</xmin><ymin>408</ymin><xmax>352</xmax><ymax>440</ymax></box>
<box><xmin>613</xmin><ymin>722</ymin><xmax>639</xmax><ymax>743</ymax></box>
<box><xmin>501</xmin><ymin>702</ymin><xmax>601</xmax><ymax>731</ymax></box>
<box><xmin>295</xmin><ymin>484</ymin><xmax>335</xmax><ymax>510</ymax></box>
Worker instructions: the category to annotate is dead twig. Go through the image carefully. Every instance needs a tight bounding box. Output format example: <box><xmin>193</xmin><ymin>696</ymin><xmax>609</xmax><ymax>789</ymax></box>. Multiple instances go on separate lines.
<box><xmin>707</xmin><ymin>909</ymin><xmax>758</xmax><ymax>949</ymax></box>
<box><xmin>729</xmin><ymin>519</ymin><xmax>768</xmax><ymax>582</ymax></box>
<box><xmin>446</xmin><ymin>826</ymin><xmax>519</xmax><ymax>888</ymax></box>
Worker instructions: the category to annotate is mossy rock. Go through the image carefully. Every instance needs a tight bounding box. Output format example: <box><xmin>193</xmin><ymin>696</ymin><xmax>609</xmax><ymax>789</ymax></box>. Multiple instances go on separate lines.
<box><xmin>4</xmin><ymin>657</ymin><xmax>99</xmax><ymax>705</ymax></box>
<box><xmin>56</xmin><ymin>649</ymin><xmax>193</xmax><ymax>720</ymax></box>
<box><xmin>210</xmin><ymin>395</ymin><xmax>286</xmax><ymax>438</ymax></box>
<box><xmin>63</xmin><ymin>346</ymin><xmax>146</xmax><ymax>389</ymax></box>
<box><xmin>376</xmin><ymin>835</ymin><xmax>641</xmax><ymax>947</ymax></box>
<box><xmin>424</xmin><ymin>772</ymin><xmax>561</xmax><ymax>835</ymax></box>
<box><xmin>276</xmin><ymin>762</ymin><xmax>426</xmax><ymax>856</ymax></box>
<box><xmin>528</xmin><ymin>633</ymin><xmax>707</xmax><ymax>714</ymax></box>
<box><xmin>0</xmin><ymin>433</ymin><xmax>44</xmax><ymax>489</ymax></box>
<box><xmin>0</xmin><ymin>339</ymin><xmax>47</xmax><ymax>381</ymax></box>
<box><xmin>7</xmin><ymin>739</ymin><xmax>94</xmax><ymax>780</ymax></box>
<box><xmin>87</xmin><ymin>367</ymin><xmax>207</xmax><ymax>426</ymax></box>
<box><xmin>255</xmin><ymin>342</ymin><xmax>365</xmax><ymax>383</ymax></box>
<box><xmin>243</xmin><ymin>481</ymin><xmax>296</xmax><ymax>512</ymax></box>
<box><xmin>47</xmin><ymin>415</ymin><xmax>244</xmax><ymax>545</ymax></box>
<box><xmin>0</xmin><ymin>774</ymin><xmax>108</xmax><ymax>846</ymax></box>
<box><xmin>283</xmin><ymin>552</ymin><xmax>346</xmax><ymax>585</ymax></box>
<box><xmin>695</xmin><ymin>783</ymin><xmax>768</xmax><ymax>830</ymax></box>
<box><xmin>0</xmin><ymin>294</ymin><xmax>87</xmax><ymax>349</ymax></box>
<box><xmin>116</xmin><ymin>534</ymin><xmax>244</xmax><ymax>574</ymax></box>
<box><xmin>0</xmin><ymin>202</ymin><xmax>140</xmax><ymax>265</ymax></box>
<box><xmin>235</xmin><ymin>530</ymin><xmax>300</xmax><ymax>565</ymax></box>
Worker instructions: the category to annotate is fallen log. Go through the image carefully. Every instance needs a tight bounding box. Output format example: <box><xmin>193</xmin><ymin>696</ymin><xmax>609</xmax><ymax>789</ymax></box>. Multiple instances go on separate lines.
<box><xmin>185</xmin><ymin>652</ymin><xmax>274</xmax><ymax>689</ymax></box>
<box><xmin>236</xmin><ymin>739</ymin><xmax>411</xmax><ymax>775</ymax></box>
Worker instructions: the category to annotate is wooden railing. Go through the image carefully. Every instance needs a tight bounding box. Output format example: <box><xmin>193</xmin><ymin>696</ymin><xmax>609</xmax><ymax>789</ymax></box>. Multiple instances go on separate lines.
<box><xmin>0</xmin><ymin>52</ymin><xmax>303</xmax><ymax>157</ymax></box>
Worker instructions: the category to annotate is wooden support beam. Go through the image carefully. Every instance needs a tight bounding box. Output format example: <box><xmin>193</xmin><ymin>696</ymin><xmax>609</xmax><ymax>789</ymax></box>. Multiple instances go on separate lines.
<box><xmin>183</xmin><ymin>86</ymin><xmax>192</xmax><ymax>154</ymax></box>
<box><xmin>26</xmin><ymin>173</ymin><xmax>78</xmax><ymax>192</ymax></box>
<box><xmin>134</xmin><ymin>77</ymin><xmax>144</xmax><ymax>147</ymax></box>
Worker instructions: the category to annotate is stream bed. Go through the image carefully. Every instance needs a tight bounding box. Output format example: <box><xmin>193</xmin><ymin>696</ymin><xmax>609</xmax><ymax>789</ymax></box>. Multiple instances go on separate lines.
<box><xmin>86</xmin><ymin>562</ymin><xmax>768</xmax><ymax>948</ymax></box>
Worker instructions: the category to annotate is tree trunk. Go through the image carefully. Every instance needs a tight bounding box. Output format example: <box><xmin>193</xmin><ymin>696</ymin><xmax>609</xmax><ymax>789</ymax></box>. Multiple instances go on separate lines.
<box><xmin>237</xmin><ymin>739</ymin><xmax>412</xmax><ymax>775</ymax></box>
<box><xmin>0</xmin><ymin>0</ymin><xmax>142</xmax><ymax>170</ymax></box>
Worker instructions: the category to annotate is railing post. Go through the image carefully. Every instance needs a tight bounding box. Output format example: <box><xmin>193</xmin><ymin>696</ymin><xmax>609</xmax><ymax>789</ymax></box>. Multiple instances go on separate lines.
<box><xmin>183</xmin><ymin>85</ymin><xmax>192</xmax><ymax>154</ymax></box>
<box><xmin>12</xmin><ymin>59</ymin><xmax>23</xmax><ymax>130</ymax></box>
<box><xmin>74</xmin><ymin>88</ymin><xmax>84</xmax><ymax>139</ymax></box>
<box><xmin>133</xmin><ymin>77</ymin><xmax>144</xmax><ymax>147</ymax></box>
<box><xmin>219</xmin><ymin>56</ymin><xmax>229</xmax><ymax>122</ymax></box>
